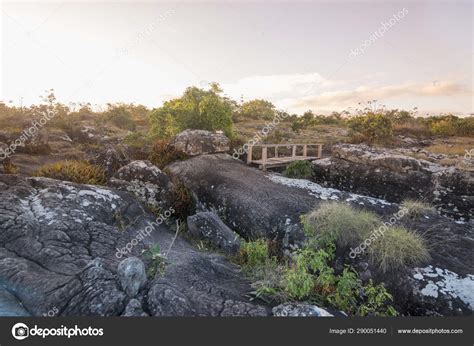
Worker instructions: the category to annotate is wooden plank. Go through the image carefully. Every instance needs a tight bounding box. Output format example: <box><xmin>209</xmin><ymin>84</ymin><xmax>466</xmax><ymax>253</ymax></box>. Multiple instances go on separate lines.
<box><xmin>292</xmin><ymin>145</ymin><xmax>296</xmax><ymax>157</ymax></box>
<box><xmin>317</xmin><ymin>144</ymin><xmax>322</xmax><ymax>158</ymax></box>
<box><xmin>303</xmin><ymin>144</ymin><xmax>307</xmax><ymax>157</ymax></box>
<box><xmin>247</xmin><ymin>145</ymin><xmax>253</xmax><ymax>164</ymax></box>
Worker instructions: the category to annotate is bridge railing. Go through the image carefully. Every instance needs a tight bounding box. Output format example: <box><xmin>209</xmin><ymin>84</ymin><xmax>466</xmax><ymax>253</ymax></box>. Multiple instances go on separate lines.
<box><xmin>246</xmin><ymin>143</ymin><xmax>323</xmax><ymax>167</ymax></box>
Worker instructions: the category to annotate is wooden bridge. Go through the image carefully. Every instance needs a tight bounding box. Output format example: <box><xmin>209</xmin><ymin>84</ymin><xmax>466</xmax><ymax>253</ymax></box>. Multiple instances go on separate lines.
<box><xmin>246</xmin><ymin>143</ymin><xmax>323</xmax><ymax>170</ymax></box>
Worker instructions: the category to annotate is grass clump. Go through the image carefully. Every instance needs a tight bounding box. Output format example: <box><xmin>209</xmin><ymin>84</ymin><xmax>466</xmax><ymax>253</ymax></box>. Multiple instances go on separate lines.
<box><xmin>368</xmin><ymin>226</ymin><xmax>430</xmax><ymax>273</ymax></box>
<box><xmin>302</xmin><ymin>202</ymin><xmax>379</xmax><ymax>248</ymax></box>
<box><xmin>283</xmin><ymin>160</ymin><xmax>313</xmax><ymax>179</ymax></box>
<box><xmin>401</xmin><ymin>199</ymin><xmax>435</xmax><ymax>218</ymax></box>
<box><xmin>34</xmin><ymin>160</ymin><xmax>107</xmax><ymax>185</ymax></box>
<box><xmin>149</xmin><ymin>139</ymin><xmax>188</xmax><ymax>169</ymax></box>
<box><xmin>239</xmin><ymin>239</ymin><xmax>270</xmax><ymax>269</ymax></box>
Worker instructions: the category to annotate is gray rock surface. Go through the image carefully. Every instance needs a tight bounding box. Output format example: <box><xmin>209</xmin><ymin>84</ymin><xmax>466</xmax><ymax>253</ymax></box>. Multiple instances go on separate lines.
<box><xmin>187</xmin><ymin>211</ymin><xmax>241</xmax><ymax>255</ymax></box>
<box><xmin>117</xmin><ymin>257</ymin><xmax>147</xmax><ymax>297</ymax></box>
<box><xmin>0</xmin><ymin>174</ymin><xmax>268</xmax><ymax>316</ymax></box>
<box><xmin>167</xmin><ymin>153</ymin><xmax>473</xmax><ymax>316</ymax></box>
<box><xmin>109</xmin><ymin>160</ymin><xmax>175</xmax><ymax>211</ymax></box>
<box><xmin>87</xmin><ymin>144</ymin><xmax>130</xmax><ymax>178</ymax></box>
<box><xmin>312</xmin><ymin>144</ymin><xmax>473</xmax><ymax>220</ymax></box>
<box><xmin>272</xmin><ymin>303</ymin><xmax>334</xmax><ymax>317</ymax></box>
<box><xmin>169</xmin><ymin>129</ymin><xmax>230</xmax><ymax>156</ymax></box>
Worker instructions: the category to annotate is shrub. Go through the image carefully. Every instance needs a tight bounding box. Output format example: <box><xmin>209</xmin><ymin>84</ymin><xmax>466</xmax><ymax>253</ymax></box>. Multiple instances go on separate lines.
<box><xmin>368</xmin><ymin>226</ymin><xmax>430</xmax><ymax>273</ymax></box>
<box><xmin>285</xmin><ymin>251</ymin><xmax>315</xmax><ymax>299</ymax></box>
<box><xmin>240</xmin><ymin>239</ymin><xmax>270</xmax><ymax>269</ymax></box>
<box><xmin>103</xmin><ymin>105</ymin><xmax>136</xmax><ymax>131</ymax></box>
<box><xmin>302</xmin><ymin>202</ymin><xmax>380</xmax><ymax>248</ymax></box>
<box><xmin>34</xmin><ymin>160</ymin><xmax>107</xmax><ymax>185</ymax></box>
<box><xmin>348</xmin><ymin>113</ymin><xmax>393</xmax><ymax>142</ymax></box>
<box><xmin>149</xmin><ymin>140</ymin><xmax>188</xmax><ymax>169</ymax></box>
<box><xmin>168</xmin><ymin>176</ymin><xmax>195</xmax><ymax>220</ymax></box>
<box><xmin>283</xmin><ymin>160</ymin><xmax>313</xmax><ymax>179</ymax></box>
<box><xmin>357</xmin><ymin>280</ymin><xmax>398</xmax><ymax>316</ymax></box>
<box><xmin>401</xmin><ymin>199</ymin><xmax>435</xmax><ymax>218</ymax></box>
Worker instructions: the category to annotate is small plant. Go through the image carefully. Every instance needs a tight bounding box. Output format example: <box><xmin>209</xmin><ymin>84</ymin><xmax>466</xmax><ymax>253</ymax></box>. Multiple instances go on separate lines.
<box><xmin>34</xmin><ymin>160</ymin><xmax>107</xmax><ymax>185</ymax></box>
<box><xmin>302</xmin><ymin>202</ymin><xmax>380</xmax><ymax>248</ymax></box>
<box><xmin>401</xmin><ymin>199</ymin><xmax>435</xmax><ymax>218</ymax></box>
<box><xmin>2</xmin><ymin>159</ymin><xmax>18</xmax><ymax>174</ymax></box>
<box><xmin>239</xmin><ymin>239</ymin><xmax>270</xmax><ymax>269</ymax></box>
<box><xmin>327</xmin><ymin>267</ymin><xmax>360</xmax><ymax>312</ymax></box>
<box><xmin>143</xmin><ymin>244</ymin><xmax>168</xmax><ymax>278</ymax></box>
<box><xmin>285</xmin><ymin>251</ymin><xmax>315</xmax><ymax>299</ymax></box>
<box><xmin>283</xmin><ymin>160</ymin><xmax>313</xmax><ymax>179</ymax></box>
<box><xmin>368</xmin><ymin>226</ymin><xmax>430</xmax><ymax>273</ymax></box>
<box><xmin>168</xmin><ymin>176</ymin><xmax>195</xmax><ymax>220</ymax></box>
<box><xmin>357</xmin><ymin>280</ymin><xmax>398</xmax><ymax>316</ymax></box>
<box><xmin>149</xmin><ymin>140</ymin><xmax>188</xmax><ymax>169</ymax></box>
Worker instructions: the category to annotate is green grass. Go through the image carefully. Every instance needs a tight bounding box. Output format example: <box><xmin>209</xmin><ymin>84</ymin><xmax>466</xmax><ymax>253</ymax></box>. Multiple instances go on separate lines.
<box><xmin>401</xmin><ymin>199</ymin><xmax>435</xmax><ymax>218</ymax></box>
<box><xmin>283</xmin><ymin>160</ymin><xmax>313</xmax><ymax>179</ymax></box>
<box><xmin>368</xmin><ymin>226</ymin><xmax>430</xmax><ymax>273</ymax></box>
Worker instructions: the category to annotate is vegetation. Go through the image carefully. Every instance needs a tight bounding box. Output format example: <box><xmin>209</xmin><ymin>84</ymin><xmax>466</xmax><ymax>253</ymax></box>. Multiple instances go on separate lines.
<box><xmin>167</xmin><ymin>175</ymin><xmax>195</xmax><ymax>220</ymax></box>
<box><xmin>235</xmin><ymin>99</ymin><xmax>276</xmax><ymax>121</ymax></box>
<box><xmin>143</xmin><ymin>244</ymin><xmax>168</xmax><ymax>278</ymax></box>
<box><xmin>368</xmin><ymin>226</ymin><xmax>430</xmax><ymax>273</ymax></box>
<box><xmin>348</xmin><ymin>113</ymin><xmax>393</xmax><ymax>143</ymax></box>
<box><xmin>149</xmin><ymin>83</ymin><xmax>234</xmax><ymax>138</ymax></box>
<box><xmin>34</xmin><ymin>160</ymin><xmax>107</xmax><ymax>185</ymax></box>
<box><xmin>149</xmin><ymin>139</ymin><xmax>188</xmax><ymax>169</ymax></box>
<box><xmin>401</xmin><ymin>199</ymin><xmax>435</xmax><ymax>218</ymax></box>
<box><xmin>283</xmin><ymin>160</ymin><xmax>313</xmax><ymax>179</ymax></box>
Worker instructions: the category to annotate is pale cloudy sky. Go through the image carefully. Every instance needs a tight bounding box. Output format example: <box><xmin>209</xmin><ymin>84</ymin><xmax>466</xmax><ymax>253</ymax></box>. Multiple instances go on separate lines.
<box><xmin>1</xmin><ymin>0</ymin><xmax>472</xmax><ymax>115</ymax></box>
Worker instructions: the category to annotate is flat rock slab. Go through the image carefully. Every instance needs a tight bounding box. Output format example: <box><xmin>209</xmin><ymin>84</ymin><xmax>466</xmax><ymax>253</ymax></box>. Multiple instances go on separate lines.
<box><xmin>0</xmin><ymin>174</ymin><xmax>267</xmax><ymax>316</ymax></box>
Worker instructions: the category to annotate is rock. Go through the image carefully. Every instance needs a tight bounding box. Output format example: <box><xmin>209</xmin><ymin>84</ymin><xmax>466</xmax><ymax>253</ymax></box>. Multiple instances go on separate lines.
<box><xmin>87</xmin><ymin>144</ymin><xmax>130</xmax><ymax>178</ymax></box>
<box><xmin>122</xmin><ymin>298</ymin><xmax>148</xmax><ymax>317</ymax></box>
<box><xmin>117</xmin><ymin>257</ymin><xmax>147</xmax><ymax>297</ymax></box>
<box><xmin>0</xmin><ymin>142</ymin><xmax>8</xmax><ymax>162</ymax></box>
<box><xmin>169</xmin><ymin>129</ymin><xmax>230</xmax><ymax>156</ymax></box>
<box><xmin>312</xmin><ymin>144</ymin><xmax>473</xmax><ymax>220</ymax></box>
<box><xmin>0</xmin><ymin>286</ymin><xmax>31</xmax><ymax>316</ymax></box>
<box><xmin>0</xmin><ymin>173</ymin><xmax>267</xmax><ymax>316</ymax></box>
<box><xmin>187</xmin><ymin>212</ymin><xmax>241</xmax><ymax>255</ymax></box>
<box><xmin>167</xmin><ymin>154</ymin><xmax>473</xmax><ymax>316</ymax></box>
<box><xmin>109</xmin><ymin>160</ymin><xmax>175</xmax><ymax>211</ymax></box>
<box><xmin>272</xmin><ymin>303</ymin><xmax>334</xmax><ymax>317</ymax></box>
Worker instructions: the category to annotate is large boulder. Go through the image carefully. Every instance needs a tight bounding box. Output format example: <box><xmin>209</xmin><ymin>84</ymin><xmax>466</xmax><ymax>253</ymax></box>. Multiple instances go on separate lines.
<box><xmin>187</xmin><ymin>211</ymin><xmax>241</xmax><ymax>255</ymax></box>
<box><xmin>167</xmin><ymin>154</ymin><xmax>473</xmax><ymax>316</ymax></box>
<box><xmin>117</xmin><ymin>257</ymin><xmax>147</xmax><ymax>298</ymax></box>
<box><xmin>312</xmin><ymin>144</ymin><xmax>473</xmax><ymax>220</ymax></box>
<box><xmin>0</xmin><ymin>174</ymin><xmax>268</xmax><ymax>316</ymax></box>
<box><xmin>169</xmin><ymin>129</ymin><xmax>230</xmax><ymax>156</ymax></box>
<box><xmin>272</xmin><ymin>303</ymin><xmax>334</xmax><ymax>317</ymax></box>
<box><xmin>109</xmin><ymin>160</ymin><xmax>175</xmax><ymax>211</ymax></box>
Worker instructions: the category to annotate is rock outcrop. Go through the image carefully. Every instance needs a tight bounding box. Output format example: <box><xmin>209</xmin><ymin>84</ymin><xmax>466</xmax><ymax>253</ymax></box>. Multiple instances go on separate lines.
<box><xmin>169</xmin><ymin>129</ymin><xmax>230</xmax><ymax>156</ymax></box>
<box><xmin>167</xmin><ymin>153</ymin><xmax>473</xmax><ymax>316</ymax></box>
<box><xmin>272</xmin><ymin>303</ymin><xmax>334</xmax><ymax>317</ymax></box>
<box><xmin>0</xmin><ymin>174</ymin><xmax>268</xmax><ymax>316</ymax></box>
<box><xmin>109</xmin><ymin>160</ymin><xmax>175</xmax><ymax>211</ymax></box>
<box><xmin>312</xmin><ymin>144</ymin><xmax>473</xmax><ymax>220</ymax></box>
<box><xmin>187</xmin><ymin>211</ymin><xmax>241</xmax><ymax>255</ymax></box>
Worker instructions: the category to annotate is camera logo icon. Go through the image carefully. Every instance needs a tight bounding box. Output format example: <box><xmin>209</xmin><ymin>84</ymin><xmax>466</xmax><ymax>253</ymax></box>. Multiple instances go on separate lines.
<box><xmin>12</xmin><ymin>323</ymin><xmax>29</xmax><ymax>340</ymax></box>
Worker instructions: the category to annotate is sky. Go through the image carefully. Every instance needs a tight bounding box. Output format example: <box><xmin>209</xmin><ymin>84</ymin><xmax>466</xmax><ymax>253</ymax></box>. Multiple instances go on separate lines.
<box><xmin>1</xmin><ymin>0</ymin><xmax>473</xmax><ymax>115</ymax></box>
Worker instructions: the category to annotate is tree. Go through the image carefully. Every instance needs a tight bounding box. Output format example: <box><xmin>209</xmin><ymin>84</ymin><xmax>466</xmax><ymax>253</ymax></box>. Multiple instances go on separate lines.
<box><xmin>149</xmin><ymin>84</ymin><xmax>234</xmax><ymax>139</ymax></box>
<box><xmin>237</xmin><ymin>99</ymin><xmax>276</xmax><ymax>121</ymax></box>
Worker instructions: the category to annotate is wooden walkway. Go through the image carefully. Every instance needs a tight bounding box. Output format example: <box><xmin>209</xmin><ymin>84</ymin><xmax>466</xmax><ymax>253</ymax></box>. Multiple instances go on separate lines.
<box><xmin>247</xmin><ymin>143</ymin><xmax>323</xmax><ymax>170</ymax></box>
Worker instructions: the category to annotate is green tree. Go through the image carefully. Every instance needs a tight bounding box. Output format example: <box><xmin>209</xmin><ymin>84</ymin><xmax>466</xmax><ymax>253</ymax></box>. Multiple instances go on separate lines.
<box><xmin>237</xmin><ymin>99</ymin><xmax>276</xmax><ymax>121</ymax></box>
<box><xmin>150</xmin><ymin>84</ymin><xmax>234</xmax><ymax>139</ymax></box>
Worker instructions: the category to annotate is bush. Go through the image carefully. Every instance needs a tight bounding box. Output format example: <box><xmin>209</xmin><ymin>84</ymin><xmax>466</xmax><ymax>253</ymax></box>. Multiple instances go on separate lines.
<box><xmin>368</xmin><ymin>226</ymin><xmax>430</xmax><ymax>273</ymax></box>
<box><xmin>302</xmin><ymin>202</ymin><xmax>380</xmax><ymax>248</ymax></box>
<box><xmin>348</xmin><ymin>113</ymin><xmax>393</xmax><ymax>142</ymax></box>
<box><xmin>103</xmin><ymin>105</ymin><xmax>136</xmax><ymax>131</ymax></box>
<box><xmin>149</xmin><ymin>140</ymin><xmax>188</xmax><ymax>169</ymax></box>
<box><xmin>34</xmin><ymin>160</ymin><xmax>107</xmax><ymax>185</ymax></box>
<box><xmin>283</xmin><ymin>160</ymin><xmax>313</xmax><ymax>179</ymax></box>
<box><xmin>401</xmin><ymin>199</ymin><xmax>435</xmax><ymax>218</ymax></box>
<box><xmin>239</xmin><ymin>239</ymin><xmax>270</xmax><ymax>269</ymax></box>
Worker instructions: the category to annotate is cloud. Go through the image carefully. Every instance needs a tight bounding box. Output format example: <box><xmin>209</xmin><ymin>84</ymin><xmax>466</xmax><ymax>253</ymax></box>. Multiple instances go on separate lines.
<box><xmin>278</xmin><ymin>80</ymin><xmax>473</xmax><ymax>113</ymax></box>
<box><xmin>222</xmin><ymin>73</ymin><xmax>343</xmax><ymax>101</ymax></box>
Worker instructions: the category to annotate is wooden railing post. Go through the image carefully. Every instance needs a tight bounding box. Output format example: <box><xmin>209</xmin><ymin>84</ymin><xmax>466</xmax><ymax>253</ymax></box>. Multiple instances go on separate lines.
<box><xmin>262</xmin><ymin>147</ymin><xmax>268</xmax><ymax>171</ymax></box>
<box><xmin>247</xmin><ymin>145</ymin><xmax>253</xmax><ymax>164</ymax></box>
<box><xmin>303</xmin><ymin>144</ymin><xmax>307</xmax><ymax>157</ymax></box>
<box><xmin>317</xmin><ymin>144</ymin><xmax>322</xmax><ymax>158</ymax></box>
<box><xmin>275</xmin><ymin>146</ymin><xmax>278</xmax><ymax>158</ymax></box>
<box><xmin>292</xmin><ymin>145</ymin><xmax>296</xmax><ymax>157</ymax></box>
